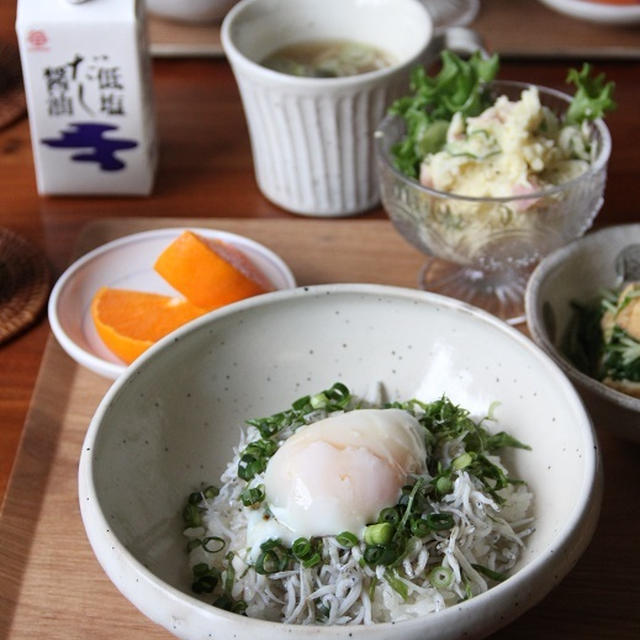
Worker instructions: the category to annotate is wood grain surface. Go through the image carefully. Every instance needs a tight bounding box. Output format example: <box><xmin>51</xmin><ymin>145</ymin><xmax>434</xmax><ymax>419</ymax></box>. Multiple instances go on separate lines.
<box><xmin>1</xmin><ymin>0</ymin><xmax>640</xmax><ymax>634</ymax></box>
<box><xmin>1</xmin><ymin>217</ymin><xmax>639</xmax><ymax>640</ymax></box>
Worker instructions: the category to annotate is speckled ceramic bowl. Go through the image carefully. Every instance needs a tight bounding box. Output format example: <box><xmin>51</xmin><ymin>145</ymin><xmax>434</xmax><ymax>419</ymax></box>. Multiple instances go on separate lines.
<box><xmin>525</xmin><ymin>224</ymin><xmax>640</xmax><ymax>443</ymax></box>
<box><xmin>79</xmin><ymin>284</ymin><xmax>601</xmax><ymax>640</ymax></box>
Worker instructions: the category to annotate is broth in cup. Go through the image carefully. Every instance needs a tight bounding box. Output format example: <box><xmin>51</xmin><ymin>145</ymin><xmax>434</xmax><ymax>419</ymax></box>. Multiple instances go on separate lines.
<box><xmin>261</xmin><ymin>39</ymin><xmax>396</xmax><ymax>78</ymax></box>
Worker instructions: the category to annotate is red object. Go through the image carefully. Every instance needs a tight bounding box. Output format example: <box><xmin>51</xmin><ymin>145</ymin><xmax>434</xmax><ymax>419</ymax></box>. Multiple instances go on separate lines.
<box><xmin>26</xmin><ymin>29</ymin><xmax>47</xmax><ymax>47</ymax></box>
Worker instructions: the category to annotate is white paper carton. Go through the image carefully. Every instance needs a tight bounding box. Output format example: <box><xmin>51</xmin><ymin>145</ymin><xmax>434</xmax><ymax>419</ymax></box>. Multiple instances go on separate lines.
<box><xmin>16</xmin><ymin>0</ymin><xmax>157</xmax><ymax>195</ymax></box>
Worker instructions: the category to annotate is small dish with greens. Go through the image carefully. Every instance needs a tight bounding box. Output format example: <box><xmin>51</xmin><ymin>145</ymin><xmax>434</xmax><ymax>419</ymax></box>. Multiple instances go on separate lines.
<box><xmin>563</xmin><ymin>282</ymin><xmax>640</xmax><ymax>398</ymax></box>
<box><xmin>525</xmin><ymin>224</ymin><xmax>640</xmax><ymax>443</ymax></box>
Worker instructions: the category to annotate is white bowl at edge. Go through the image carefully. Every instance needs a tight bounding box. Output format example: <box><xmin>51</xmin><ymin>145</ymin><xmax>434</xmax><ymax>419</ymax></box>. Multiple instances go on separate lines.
<box><xmin>79</xmin><ymin>283</ymin><xmax>601</xmax><ymax>640</ymax></box>
<box><xmin>525</xmin><ymin>223</ymin><xmax>640</xmax><ymax>443</ymax></box>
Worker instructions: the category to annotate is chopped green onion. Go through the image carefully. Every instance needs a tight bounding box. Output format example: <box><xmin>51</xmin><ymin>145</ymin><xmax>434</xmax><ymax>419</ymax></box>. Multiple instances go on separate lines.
<box><xmin>203</xmin><ymin>485</ymin><xmax>219</xmax><ymax>500</ymax></box>
<box><xmin>191</xmin><ymin>563</ymin><xmax>220</xmax><ymax>594</ymax></box>
<box><xmin>231</xmin><ymin>599</ymin><xmax>248</xmax><ymax>614</ymax></box>
<box><xmin>238</xmin><ymin>439</ymin><xmax>278</xmax><ymax>481</ymax></box>
<box><xmin>486</xmin><ymin>432</ymin><xmax>532</xmax><ymax>452</ymax></box>
<box><xmin>302</xmin><ymin>552</ymin><xmax>322</xmax><ymax>568</ymax></box>
<box><xmin>254</xmin><ymin>550</ymin><xmax>281</xmax><ymax>575</ymax></box>
<box><xmin>254</xmin><ymin>539</ymin><xmax>290</xmax><ymax>574</ymax></box>
<box><xmin>240</xmin><ymin>484</ymin><xmax>265</xmax><ymax>507</ymax></box>
<box><xmin>452</xmin><ymin>452</ymin><xmax>474</xmax><ymax>470</ymax></box>
<box><xmin>324</xmin><ymin>382</ymin><xmax>350</xmax><ymax>407</ymax></box>
<box><xmin>364</xmin><ymin>522</ymin><xmax>393</xmax><ymax>545</ymax></box>
<box><xmin>464</xmin><ymin>580</ymin><xmax>473</xmax><ymax>600</ymax></box>
<box><xmin>292</xmin><ymin>537</ymin><xmax>312</xmax><ymax>560</ymax></box>
<box><xmin>336</xmin><ymin>531</ymin><xmax>359</xmax><ymax>548</ymax></box>
<box><xmin>471</xmin><ymin>563</ymin><xmax>507</xmax><ymax>582</ymax></box>
<box><xmin>291</xmin><ymin>395</ymin><xmax>311</xmax><ymax>411</ymax></box>
<box><xmin>384</xmin><ymin>569</ymin><xmax>409</xmax><ymax>601</ymax></box>
<box><xmin>363</xmin><ymin>536</ymin><xmax>407</xmax><ymax>567</ymax></box>
<box><xmin>193</xmin><ymin>562</ymin><xmax>210</xmax><ymax>577</ymax></box>
<box><xmin>245</xmin><ymin>383</ymin><xmax>352</xmax><ymax>440</ymax></box>
<box><xmin>378</xmin><ymin>507</ymin><xmax>400</xmax><ymax>525</ymax></box>
<box><xmin>425</xmin><ymin>512</ymin><xmax>454</xmax><ymax>531</ymax></box>
<box><xmin>223</xmin><ymin>552</ymin><xmax>236</xmax><ymax>594</ymax></box>
<box><xmin>409</xmin><ymin>516</ymin><xmax>431</xmax><ymax>537</ymax></box>
<box><xmin>259</xmin><ymin>538</ymin><xmax>282</xmax><ymax>551</ymax></box>
<box><xmin>429</xmin><ymin>565</ymin><xmax>454</xmax><ymax>589</ymax></box>
<box><xmin>396</xmin><ymin>478</ymin><xmax>424</xmax><ymax>534</ymax></box>
<box><xmin>310</xmin><ymin>392</ymin><xmax>329</xmax><ymax>409</ymax></box>
<box><xmin>192</xmin><ymin>574</ymin><xmax>218</xmax><ymax>593</ymax></box>
<box><xmin>435</xmin><ymin>476</ymin><xmax>453</xmax><ymax>496</ymax></box>
<box><xmin>363</xmin><ymin>545</ymin><xmax>384</xmax><ymax>565</ymax></box>
<box><xmin>182</xmin><ymin>503</ymin><xmax>203</xmax><ymax>528</ymax></box>
<box><xmin>202</xmin><ymin>536</ymin><xmax>226</xmax><ymax>553</ymax></box>
<box><xmin>237</xmin><ymin>454</ymin><xmax>265</xmax><ymax>481</ymax></box>
<box><xmin>213</xmin><ymin>593</ymin><xmax>232</xmax><ymax>609</ymax></box>
<box><xmin>368</xmin><ymin>576</ymin><xmax>378</xmax><ymax>600</ymax></box>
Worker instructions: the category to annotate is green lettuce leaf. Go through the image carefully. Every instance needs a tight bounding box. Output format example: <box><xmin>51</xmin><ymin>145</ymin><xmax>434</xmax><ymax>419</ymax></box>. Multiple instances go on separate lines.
<box><xmin>389</xmin><ymin>50</ymin><xmax>499</xmax><ymax>178</ymax></box>
<box><xmin>564</xmin><ymin>63</ymin><xmax>617</xmax><ymax>125</ymax></box>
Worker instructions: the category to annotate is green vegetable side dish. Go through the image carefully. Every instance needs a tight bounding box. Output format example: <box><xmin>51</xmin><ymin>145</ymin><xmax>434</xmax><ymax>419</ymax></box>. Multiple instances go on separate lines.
<box><xmin>180</xmin><ymin>383</ymin><xmax>534</xmax><ymax>625</ymax></box>
<box><xmin>390</xmin><ymin>50</ymin><xmax>616</xmax><ymax>182</ymax></box>
<box><xmin>563</xmin><ymin>282</ymin><xmax>640</xmax><ymax>397</ymax></box>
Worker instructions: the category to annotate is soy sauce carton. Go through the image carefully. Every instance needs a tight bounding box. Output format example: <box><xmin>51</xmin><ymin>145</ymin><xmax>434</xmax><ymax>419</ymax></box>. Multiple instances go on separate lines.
<box><xmin>16</xmin><ymin>0</ymin><xmax>157</xmax><ymax>195</ymax></box>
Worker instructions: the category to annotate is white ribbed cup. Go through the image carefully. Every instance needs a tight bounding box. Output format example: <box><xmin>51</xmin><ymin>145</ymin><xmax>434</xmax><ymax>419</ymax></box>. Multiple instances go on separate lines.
<box><xmin>222</xmin><ymin>0</ymin><xmax>439</xmax><ymax>217</ymax></box>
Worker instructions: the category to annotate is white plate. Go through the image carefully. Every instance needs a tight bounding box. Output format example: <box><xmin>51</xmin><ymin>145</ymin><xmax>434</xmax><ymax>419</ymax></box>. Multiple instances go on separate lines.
<box><xmin>48</xmin><ymin>227</ymin><xmax>296</xmax><ymax>379</ymax></box>
<box><xmin>537</xmin><ymin>0</ymin><xmax>640</xmax><ymax>24</ymax></box>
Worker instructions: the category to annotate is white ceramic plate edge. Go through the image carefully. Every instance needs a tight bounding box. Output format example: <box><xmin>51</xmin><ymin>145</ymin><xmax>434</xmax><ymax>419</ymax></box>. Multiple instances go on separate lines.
<box><xmin>48</xmin><ymin>227</ymin><xmax>297</xmax><ymax>379</ymax></box>
<box><xmin>537</xmin><ymin>0</ymin><xmax>640</xmax><ymax>24</ymax></box>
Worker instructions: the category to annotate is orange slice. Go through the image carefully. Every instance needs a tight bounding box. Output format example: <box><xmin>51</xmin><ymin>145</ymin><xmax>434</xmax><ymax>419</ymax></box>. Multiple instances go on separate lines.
<box><xmin>153</xmin><ymin>231</ymin><xmax>271</xmax><ymax>310</ymax></box>
<box><xmin>91</xmin><ymin>287</ymin><xmax>206</xmax><ymax>364</ymax></box>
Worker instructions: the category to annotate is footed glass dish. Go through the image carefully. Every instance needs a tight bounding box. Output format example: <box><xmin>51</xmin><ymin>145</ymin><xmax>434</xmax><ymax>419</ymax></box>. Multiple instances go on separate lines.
<box><xmin>375</xmin><ymin>80</ymin><xmax>611</xmax><ymax>323</ymax></box>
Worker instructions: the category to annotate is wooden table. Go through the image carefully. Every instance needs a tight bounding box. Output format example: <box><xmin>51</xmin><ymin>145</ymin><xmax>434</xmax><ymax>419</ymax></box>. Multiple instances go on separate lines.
<box><xmin>1</xmin><ymin>1</ymin><xmax>640</xmax><ymax>638</ymax></box>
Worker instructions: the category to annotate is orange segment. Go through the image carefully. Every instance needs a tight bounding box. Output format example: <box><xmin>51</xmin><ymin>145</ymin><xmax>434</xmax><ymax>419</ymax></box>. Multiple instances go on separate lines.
<box><xmin>91</xmin><ymin>287</ymin><xmax>206</xmax><ymax>364</ymax></box>
<box><xmin>153</xmin><ymin>231</ymin><xmax>271</xmax><ymax>310</ymax></box>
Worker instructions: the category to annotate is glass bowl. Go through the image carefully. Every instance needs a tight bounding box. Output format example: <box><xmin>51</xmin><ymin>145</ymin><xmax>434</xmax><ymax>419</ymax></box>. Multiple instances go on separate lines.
<box><xmin>375</xmin><ymin>80</ymin><xmax>611</xmax><ymax>323</ymax></box>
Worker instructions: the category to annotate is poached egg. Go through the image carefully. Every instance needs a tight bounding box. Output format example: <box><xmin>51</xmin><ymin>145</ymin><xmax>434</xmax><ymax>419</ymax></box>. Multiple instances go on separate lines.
<box><xmin>257</xmin><ymin>408</ymin><xmax>426</xmax><ymax>544</ymax></box>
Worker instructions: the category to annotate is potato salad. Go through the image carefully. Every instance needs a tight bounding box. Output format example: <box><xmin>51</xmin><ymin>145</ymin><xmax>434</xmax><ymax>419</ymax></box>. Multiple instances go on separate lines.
<box><xmin>418</xmin><ymin>86</ymin><xmax>592</xmax><ymax>204</ymax></box>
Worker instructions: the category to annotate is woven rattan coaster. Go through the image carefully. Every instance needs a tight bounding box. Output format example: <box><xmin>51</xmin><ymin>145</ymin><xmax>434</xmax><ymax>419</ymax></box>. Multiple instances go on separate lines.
<box><xmin>0</xmin><ymin>42</ymin><xmax>27</xmax><ymax>131</ymax></box>
<box><xmin>0</xmin><ymin>228</ymin><xmax>50</xmax><ymax>344</ymax></box>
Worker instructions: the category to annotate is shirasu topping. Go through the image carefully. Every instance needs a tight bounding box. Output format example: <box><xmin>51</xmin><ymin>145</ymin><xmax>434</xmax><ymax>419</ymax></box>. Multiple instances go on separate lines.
<box><xmin>181</xmin><ymin>383</ymin><xmax>534</xmax><ymax>624</ymax></box>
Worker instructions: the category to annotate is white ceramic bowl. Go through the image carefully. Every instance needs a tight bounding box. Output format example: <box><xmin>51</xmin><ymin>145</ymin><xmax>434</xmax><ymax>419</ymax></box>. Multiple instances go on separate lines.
<box><xmin>79</xmin><ymin>284</ymin><xmax>601</xmax><ymax>640</ymax></box>
<box><xmin>48</xmin><ymin>227</ymin><xmax>296</xmax><ymax>379</ymax></box>
<box><xmin>525</xmin><ymin>224</ymin><xmax>640</xmax><ymax>443</ymax></box>
<box><xmin>537</xmin><ymin>0</ymin><xmax>640</xmax><ymax>25</ymax></box>
<box><xmin>145</xmin><ymin>0</ymin><xmax>238</xmax><ymax>23</ymax></box>
<box><xmin>221</xmin><ymin>0</ymin><xmax>482</xmax><ymax>217</ymax></box>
